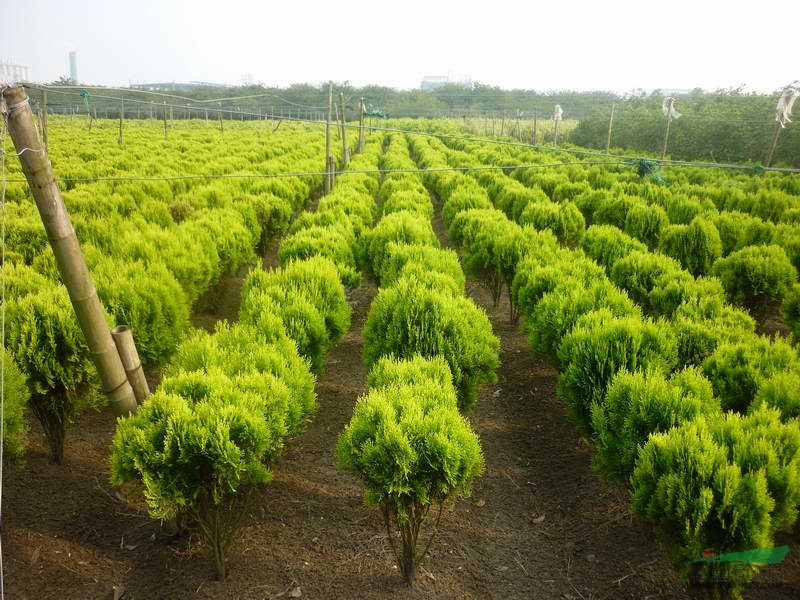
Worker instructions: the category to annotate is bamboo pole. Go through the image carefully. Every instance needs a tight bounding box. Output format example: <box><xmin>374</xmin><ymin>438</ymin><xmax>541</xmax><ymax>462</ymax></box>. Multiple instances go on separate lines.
<box><xmin>163</xmin><ymin>101</ymin><xmax>168</xmax><ymax>140</ymax></box>
<box><xmin>605</xmin><ymin>103</ymin><xmax>615</xmax><ymax>155</ymax></box>
<box><xmin>325</xmin><ymin>82</ymin><xmax>333</xmax><ymax>193</ymax></box>
<box><xmin>532</xmin><ymin>110</ymin><xmax>537</xmax><ymax>145</ymax></box>
<box><xmin>358</xmin><ymin>98</ymin><xmax>366</xmax><ymax>153</ymax></box>
<box><xmin>218</xmin><ymin>102</ymin><xmax>223</xmax><ymax>133</ymax></box>
<box><xmin>0</xmin><ymin>86</ymin><xmax>138</xmax><ymax>416</ymax></box>
<box><xmin>339</xmin><ymin>92</ymin><xmax>349</xmax><ymax>167</ymax></box>
<box><xmin>111</xmin><ymin>326</ymin><xmax>150</xmax><ymax>404</ymax></box>
<box><xmin>765</xmin><ymin>121</ymin><xmax>782</xmax><ymax>167</ymax></box>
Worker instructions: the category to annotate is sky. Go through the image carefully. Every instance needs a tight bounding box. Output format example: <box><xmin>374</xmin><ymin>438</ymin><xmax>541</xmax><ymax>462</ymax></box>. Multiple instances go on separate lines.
<box><xmin>1</xmin><ymin>0</ymin><xmax>796</xmax><ymax>94</ymax></box>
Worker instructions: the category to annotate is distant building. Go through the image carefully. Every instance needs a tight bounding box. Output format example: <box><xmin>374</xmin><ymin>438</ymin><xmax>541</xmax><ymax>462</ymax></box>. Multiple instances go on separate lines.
<box><xmin>421</xmin><ymin>75</ymin><xmax>473</xmax><ymax>91</ymax></box>
<box><xmin>0</xmin><ymin>62</ymin><xmax>30</xmax><ymax>83</ymax></box>
<box><xmin>69</xmin><ymin>51</ymin><xmax>78</xmax><ymax>83</ymax></box>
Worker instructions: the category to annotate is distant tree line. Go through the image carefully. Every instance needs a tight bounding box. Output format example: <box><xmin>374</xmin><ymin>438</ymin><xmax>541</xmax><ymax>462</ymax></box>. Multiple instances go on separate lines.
<box><xmin>569</xmin><ymin>88</ymin><xmax>800</xmax><ymax>168</ymax></box>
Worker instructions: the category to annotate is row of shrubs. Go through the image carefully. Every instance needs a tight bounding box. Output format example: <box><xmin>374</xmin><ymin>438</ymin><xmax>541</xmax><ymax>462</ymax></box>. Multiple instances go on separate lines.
<box><xmin>440</xmin><ymin>136</ymin><xmax>800</xmax><ymax>343</ymax></box>
<box><xmin>3</xmin><ymin>125</ymin><xmax>329</xmax><ymax>465</ymax></box>
<box><xmin>337</xmin><ymin>134</ymin><xmax>498</xmax><ymax>585</ymax></box>
<box><xmin>409</xmin><ymin>132</ymin><xmax>800</xmax><ymax>588</ymax></box>
<box><xmin>108</xmin><ymin>134</ymin><xmax>385</xmax><ymax>580</ymax></box>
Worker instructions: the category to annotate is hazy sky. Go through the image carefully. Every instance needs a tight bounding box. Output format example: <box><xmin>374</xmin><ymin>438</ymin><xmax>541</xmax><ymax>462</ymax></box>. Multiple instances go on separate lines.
<box><xmin>1</xmin><ymin>0</ymin><xmax>796</xmax><ymax>93</ymax></box>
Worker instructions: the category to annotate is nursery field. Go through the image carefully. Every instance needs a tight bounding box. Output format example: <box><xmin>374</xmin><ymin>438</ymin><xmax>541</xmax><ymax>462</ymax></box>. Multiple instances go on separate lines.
<box><xmin>2</xmin><ymin>111</ymin><xmax>800</xmax><ymax>599</ymax></box>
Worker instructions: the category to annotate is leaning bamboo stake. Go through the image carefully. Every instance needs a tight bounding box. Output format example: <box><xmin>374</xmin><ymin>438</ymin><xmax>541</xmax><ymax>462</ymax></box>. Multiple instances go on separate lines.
<box><xmin>1</xmin><ymin>86</ymin><xmax>138</xmax><ymax>416</ymax></box>
<box><xmin>111</xmin><ymin>326</ymin><xmax>150</xmax><ymax>404</ymax></box>
<box><xmin>605</xmin><ymin>103</ymin><xmax>615</xmax><ymax>155</ymax></box>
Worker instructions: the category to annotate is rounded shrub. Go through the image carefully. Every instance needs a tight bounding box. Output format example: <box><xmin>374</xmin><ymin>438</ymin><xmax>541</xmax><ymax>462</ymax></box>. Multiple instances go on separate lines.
<box><xmin>556</xmin><ymin>309</ymin><xmax>678</xmax><ymax>431</ymax></box>
<box><xmin>361</xmin><ymin>211</ymin><xmax>438</xmax><ymax>276</ymax></box>
<box><xmin>363</xmin><ymin>277</ymin><xmax>499</xmax><ymax>410</ymax></box>
<box><xmin>658</xmin><ymin>217</ymin><xmax>723</xmax><ymax>277</ymax></box>
<box><xmin>712</xmin><ymin>245</ymin><xmax>798</xmax><ymax>309</ymax></box>
<box><xmin>624</xmin><ymin>203</ymin><xmax>669</xmax><ymax>249</ymax></box>
<box><xmin>581</xmin><ymin>225</ymin><xmax>647</xmax><ymax>272</ymax></box>
<box><xmin>749</xmin><ymin>371</ymin><xmax>800</xmax><ymax>420</ymax></box>
<box><xmin>337</xmin><ymin>382</ymin><xmax>484</xmax><ymax>585</ymax></box>
<box><xmin>591</xmin><ymin>368</ymin><xmax>720</xmax><ymax>479</ymax></box>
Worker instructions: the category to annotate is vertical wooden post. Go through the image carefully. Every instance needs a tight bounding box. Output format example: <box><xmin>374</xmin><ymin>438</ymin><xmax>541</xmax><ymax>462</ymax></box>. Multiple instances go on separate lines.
<box><xmin>218</xmin><ymin>102</ymin><xmax>223</xmax><ymax>133</ymax></box>
<box><xmin>163</xmin><ymin>101</ymin><xmax>168</xmax><ymax>140</ymax></box>
<box><xmin>339</xmin><ymin>91</ymin><xmax>349</xmax><ymax>167</ymax></box>
<box><xmin>325</xmin><ymin>81</ymin><xmax>333</xmax><ymax>193</ymax></box>
<box><xmin>499</xmin><ymin>112</ymin><xmax>505</xmax><ymax>137</ymax></box>
<box><xmin>118</xmin><ymin>97</ymin><xmax>124</xmax><ymax>146</ymax></box>
<box><xmin>358</xmin><ymin>98</ymin><xmax>366</xmax><ymax>152</ymax></box>
<box><xmin>1</xmin><ymin>86</ymin><xmax>139</xmax><ymax>416</ymax></box>
<box><xmin>41</xmin><ymin>89</ymin><xmax>48</xmax><ymax>149</ymax></box>
<box><xmin>516</xmin><ymin>110</ymin><xmax>522</xmax><ymax>140</ymax></box>
<box><xmin>553</xmin><ymin>117</ymin><xmax>560</xmax><ymax>146</ymax></box>
<box><xmin>605</xmin><ymin>102</ymin><xmax>615</xmax><ymax>155</ymax></box>
<box><xmin>532</xmin><ymin>110</ymin><xmax>538</xmax><ymax>145</ymax></box>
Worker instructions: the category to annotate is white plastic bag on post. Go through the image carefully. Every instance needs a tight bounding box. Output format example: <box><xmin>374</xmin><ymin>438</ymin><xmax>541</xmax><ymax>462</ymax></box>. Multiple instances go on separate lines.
<box><xmin>776</xmin><ymin>84</ymin><xmax>800</xmax><ymax>128</ymax></box>
<box><xmin>662</xmin><ymin>97</ymin><xmax>681</xmax><ymax>120</ymax></box>
<box><xmin>554</xmin><ymin>104</ymin><xmax>563</xmax><ymax>120</ymax></box>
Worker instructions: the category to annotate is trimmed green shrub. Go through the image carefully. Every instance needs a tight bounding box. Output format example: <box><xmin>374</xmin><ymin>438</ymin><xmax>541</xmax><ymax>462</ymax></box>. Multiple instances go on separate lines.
<box><xmin>712</xmin><ymin>211</ymin><xmax>776</xmax><ymax>256</ymax></box>
<box><xmin>382</xmin><ymin>189</ymin><xmax>433</xmax><ymax>218</ymax></box>
<box><xmin>528</xmin><ymin>280</ymin><xmax>640</xmax><ymax>363</ymax></box>
<box><xmin>519</xmin><ymin>200</ymin><xmax>585</xmax><ymax>246</ymax></box>
<box><xmin>624</xmin><ymin>203</ymin><xmax>669</xmax><ymax>249</ymax></box>
<box><xmin>367</xmin><ymin>355</ymin><xmax>458</xmax><ymax>410</ymax></box>
<box><xmin>658</xmin><ymin>217</ymin><xmax>723</xmax><ymax>277</ymax></box>
<box><xmin>363</xmin><ymin>278</ymin><xmax>499</xmax><ymax>410</ymax></box>
<box><xmin>111</xmin><ymin>387</ymin><xmax>280</xmax><ymax>580</ymax></box>
<box><xmin>702</xmin><ymin>337</ymin><xmax>800</xmax><ymax>413</ymax></box>
<box><xmin>631</xmin><ymin>416</ymin><xmax>775</xmax><ymax>574</ymax></box>
<box><xmin>169</xmin><ymin>323</ymin><xmax>316</xmax><ymax>434</ymax></box>
<box><xmin>784</xmin><ymin>283</ymin><xmax>800</xmax><ymax>344</ymax></box>
<box><xmin>557</xmin><ymin>309</ymin><xmax>678</xmax><ymax>431</ymax></box>
<box><xmin>93</xmin><ymin>257</ymin><xmax>189</xmax><ymax>365</ymax></box>
<box><xmin>591</xmin><ymin>368</ymin><xmax>720</xmax><ymax>479</ymax></box>
<box><xmin>672</xmin><ymin>303</ymin><xmax>755</xmax><ymax>368</ymax></box>
<box><xmin>709</xmin><ymin>406</ymin><xmax>800</xmax><ymax>531</ymax></box>
<box><xmin>593</xmin><ymin>194</ymin><xmax>640</xmax><ymax>229</ymax></box>
<box><xmin>610</xmin><ymin>251</ymin><xmax>694</xmax><ymax>316</ymax></box>
<box><xmin>2</xmin><ymin>348</ymin><xmax>30</xmax><ymax>466</ymax></box>
<box><xmin>337</xmin><ymin>382</ymin><xmax>484</xmax><ymax>584</ymax></box>
<box><xmin>441</xmin><ymin>186</ymin><xmax>492</xmax><ymax>228</ymax></box>
<box><xmin>750</xmin><ymin>371</ymin><xmax>800</xmax><ymax>420</ymax></box>
<box><xmin>511</xmin><ymin>251</ymin><xmax>604</xmax><ymax>318</ymax></box>
<box><xmin>6</xmin><ymin>286</ymin><xmax>99</xmax><ymax>463</ymax></box>
<box><xmin>581</xmin><ymin>225</ymin><xmax>647</xmax><ymax>272</ymax></box>
<box><xmin>380</xmin><ymin>243</ymin><xmax>465</xmax><ymax>292</ymax></box>
<box><xmin>712</xmin><ymin>245</ymin><xmax>798</xmax><ymax>309</ymax></box>
<box><xmin>361</xmin><ymin>211</ymin><xmax>438</xmax><ymax>276</ymax></box>
<box><xmin>244</xmin><ymin>258</ymin><xmax>351</xmax><ymax>347</ymax></box>
<box><xmin>278</xmin><ymin>226</ymin><xmax>360</xmax><ymax>287</ymax></box>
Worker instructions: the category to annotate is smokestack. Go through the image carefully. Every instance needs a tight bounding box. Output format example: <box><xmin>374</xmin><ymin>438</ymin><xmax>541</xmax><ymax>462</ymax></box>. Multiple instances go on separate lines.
<box><xmin>69</xmin><ymin>51</ymin><xmax>78</xmax><ymax>83</ymax></box>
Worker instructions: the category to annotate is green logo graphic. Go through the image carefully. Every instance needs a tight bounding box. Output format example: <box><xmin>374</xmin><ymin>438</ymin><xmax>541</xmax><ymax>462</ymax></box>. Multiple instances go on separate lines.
<box><xmin>693</xmin><ymin>546</ymin><xmax>789</xmax><ymax>565</ymax></box>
